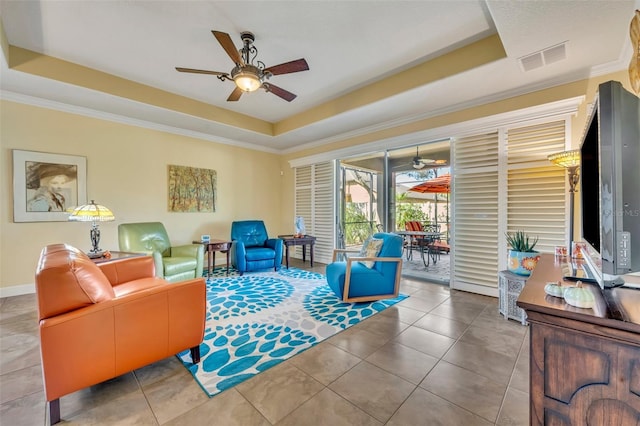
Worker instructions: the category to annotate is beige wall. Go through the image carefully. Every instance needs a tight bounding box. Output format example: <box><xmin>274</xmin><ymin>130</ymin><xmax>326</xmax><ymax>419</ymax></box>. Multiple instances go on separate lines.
<box><xmin>1</xmin><ymin>70</ymin><xmax>634</xmax><ymax>294</ymax></box>
<box><xmin>1</xmin><ymin>101</ymin><xmax>286</xmax><ymax>292</ymax></box>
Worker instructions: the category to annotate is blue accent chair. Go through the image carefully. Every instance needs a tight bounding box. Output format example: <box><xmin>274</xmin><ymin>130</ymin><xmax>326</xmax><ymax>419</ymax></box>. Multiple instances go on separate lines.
<box><xmin>230</xmin><ymin>220</ymin><xmax>283</xmax><ymax>275</ymax></box>
<box><xmin>326</xmin><ymin>232</ymin><xmax>403</xmax><ymax>302</ymax></box>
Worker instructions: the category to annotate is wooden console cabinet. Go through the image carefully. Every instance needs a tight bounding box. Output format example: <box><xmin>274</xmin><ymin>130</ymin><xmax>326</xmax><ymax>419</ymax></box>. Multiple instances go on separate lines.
<box><xmin>517</xmin><ymin>254</ymin><xmax>640</xmax><ymax>425</ymax></box>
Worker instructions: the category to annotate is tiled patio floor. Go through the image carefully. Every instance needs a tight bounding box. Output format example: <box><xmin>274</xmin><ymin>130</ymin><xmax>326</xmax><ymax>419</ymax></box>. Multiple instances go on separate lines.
<box><xmin>401</xmin><ymin>248</ymin><xmax>450</xmax><ymax>285</ymax></box>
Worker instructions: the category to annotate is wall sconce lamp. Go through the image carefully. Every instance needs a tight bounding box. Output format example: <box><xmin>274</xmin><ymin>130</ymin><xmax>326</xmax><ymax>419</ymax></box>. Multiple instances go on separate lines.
<box><xmin>548</xmin><ymin>149</ymin><xmax>581</xmax><ymax>255</ymax></box>
<box><xmin>68</xmin><ymin>200</ymin><xmax>115</xmax><ymax>258</ymax></box>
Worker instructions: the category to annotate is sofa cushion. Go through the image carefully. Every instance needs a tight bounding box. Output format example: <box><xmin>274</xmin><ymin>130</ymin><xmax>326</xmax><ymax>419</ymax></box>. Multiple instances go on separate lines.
<box><xmin>245</xmin><ymin>247</ymin><xmax>276</xmax><ymax>261</ymax></box>
<box><xmin>358</xmin><ymin>237</ymin><xmax>383</xmax><ymax>269</ymax></box>
<box><xmin>118</xmin><ymin>222</ymin><xmax>171</xmax><ymax>256</ymax></box>
<box><xmin>36</xmin><ymin>244</ymin><xmax>115</xmax><ymax>320</ymax></box>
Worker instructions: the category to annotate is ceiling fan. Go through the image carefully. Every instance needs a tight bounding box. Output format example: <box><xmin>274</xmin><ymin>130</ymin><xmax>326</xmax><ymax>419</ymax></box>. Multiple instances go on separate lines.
<box><xmin>176</xmin><ymin>30</ymin><xmax>309</xmax><ymax>102</ymax></box>
<box><xmin>412</xmin><ymin>147</ymin><xmax>447</xmax><ymax>170</ymax></box>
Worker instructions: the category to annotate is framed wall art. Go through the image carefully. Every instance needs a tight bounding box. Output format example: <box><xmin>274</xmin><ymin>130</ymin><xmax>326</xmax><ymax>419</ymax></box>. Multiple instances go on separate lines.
<box><xmin>13</xmin><ymin>149</ymin><xmax>87</xmax><ymax>222</ymax></box>
<box><xmin>168</xmin><ymin>164</ymin><xmax>217</xmax><ymax>212</ymax></box>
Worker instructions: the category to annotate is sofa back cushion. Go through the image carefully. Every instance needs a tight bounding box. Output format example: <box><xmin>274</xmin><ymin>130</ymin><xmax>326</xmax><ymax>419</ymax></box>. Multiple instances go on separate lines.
<box><xmin>372</xmin><ymin>233</ymin><xmax>403</xmax><ymax>275</ymax></box>
<box><xmin>36</xmin><ymin>244</ymin><xmax>115</xmax><ymax>320</ymax></box>
<box><xmin>118</xmin><ymin>222</ymin><xmax>171</xmax><ymax>256</ymax></box>
<box><xmin>231</xmin><ymin>220</ymin><xmax>268</xmax><ymax>248</ymax></box>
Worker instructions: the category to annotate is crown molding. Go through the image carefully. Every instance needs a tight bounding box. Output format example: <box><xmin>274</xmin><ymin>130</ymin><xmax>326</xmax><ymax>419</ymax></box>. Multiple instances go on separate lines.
<box><xmin>281</xmin><ymin>68</ymin><xmax>619</xmax><ymax>156</ymax></box>
<box><xmin>0</xmin><ymin>90</ymin><xmax>281</xmax><ymax>154</ymax></box>
<box><xmin>288</xmin><ymin>95</ymin><xmax>584</xmax><ymax>168</ymax></box>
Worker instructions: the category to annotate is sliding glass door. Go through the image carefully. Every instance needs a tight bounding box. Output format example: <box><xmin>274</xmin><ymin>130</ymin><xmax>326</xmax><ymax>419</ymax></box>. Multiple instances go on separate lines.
<box><xmin>338</xmin><ymin>142</ymin><xmax>452</xmax><ymax>283</ymax></box>
<box><xmin>338</xmin><ymin>164</ymin><xmax>382</xmax><ymax>250</ymax></box>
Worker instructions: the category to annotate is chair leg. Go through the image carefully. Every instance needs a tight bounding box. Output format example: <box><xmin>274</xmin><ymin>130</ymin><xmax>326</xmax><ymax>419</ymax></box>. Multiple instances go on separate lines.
<box><xmin>49</xmin><ymin>399</ymin><xmax>60</xmax><ymax>425</ymax></box>
<box><xmin>190</xmin><ymin>346</ymin><xmax>201</xmax><ymax>363</ymax></box>
<box><xmin>420</xmin><ymin>245</ymin><xmax>429</xmax><ymax>267</ymax></box>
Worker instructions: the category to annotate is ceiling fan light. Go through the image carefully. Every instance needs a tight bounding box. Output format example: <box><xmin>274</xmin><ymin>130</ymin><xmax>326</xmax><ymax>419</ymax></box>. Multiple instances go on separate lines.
<box><xmin>232</xmin><ymin>65</ymin><xmax>262</xmax><ymax>92</ymax></box>
<box><xmin>413</xmin><ymin>162</ymin><xmax>425</xmax><ymax>170</ymax></box>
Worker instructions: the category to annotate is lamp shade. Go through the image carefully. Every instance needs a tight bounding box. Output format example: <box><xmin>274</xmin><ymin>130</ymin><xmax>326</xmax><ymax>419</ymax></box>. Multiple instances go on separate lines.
<box><xmin>68</xmin><ymin>200</ymin><xmax>115</xmax><ymax>222</ymax></box>
<box><xmin>548</xmin><ymin>150</ymin><xmax>580</xmax><ymax>168</ymax></box>
<box><xmin>232</xmin><ymin>65</ymin><xmax>262</xmax><ymax>92</ymax></box>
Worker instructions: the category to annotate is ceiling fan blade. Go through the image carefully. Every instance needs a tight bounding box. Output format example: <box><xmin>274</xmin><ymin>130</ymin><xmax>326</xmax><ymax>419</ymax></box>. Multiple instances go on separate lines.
<box><xmin>264</xmin><ymin>58</ymin><xmax>309</xmax><ymax>76</ymax></box>
<box><xmin>212</xmin><ymin>30</ymin><xmax>243</xmax><ymax>65</ymax></box>
<box><xmin>264</xmin><ymin>83</ymin><xmax>297</xmax><ymax>102</ymax></box>
<box><xmin>227</xmin><ymin>86</ymin><xmax>243</xmax><ymax>102</ymax></box>
<box><xmin>175</xmin><ymin>67</ymin><xmax>228</xmax><ymax>76</ymax></box>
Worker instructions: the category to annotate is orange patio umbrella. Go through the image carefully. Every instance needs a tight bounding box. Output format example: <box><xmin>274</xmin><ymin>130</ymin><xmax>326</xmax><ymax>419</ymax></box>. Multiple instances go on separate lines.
<box><xmin>407</xmin><ymin>173</ymin><xmax>450</xmax><ymax>194</ymax></box>
<box><xmin>407</xmin><ymin>173</ymin><xmax>451</xmax><ymax>230</ymax></box>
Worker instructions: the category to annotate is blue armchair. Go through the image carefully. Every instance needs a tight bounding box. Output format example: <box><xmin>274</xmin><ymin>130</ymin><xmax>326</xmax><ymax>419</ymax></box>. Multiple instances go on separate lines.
<box><xmin>230</xmin><ymin>220</ymin><xmax>283</xmax><ymax>275</ymax></box>
<box><xmin>326</xmin><ymin>232</ymin><xmax>403</xmax><ymax>302</ymax></box>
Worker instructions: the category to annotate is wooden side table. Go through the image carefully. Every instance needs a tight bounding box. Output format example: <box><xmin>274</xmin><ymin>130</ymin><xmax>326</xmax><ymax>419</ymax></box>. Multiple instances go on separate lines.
<box><xmin>278</xmin><ymin>235</ymin><xmax>316</xmax><ymax>269</ymax></box>
<box><xmin>498</xmin><ymin>270</ymin><xmax>528</xmax><ymax>325</ymax></box>
<box><xmin>193</xmin><ymin>239</ymin><xmax>232</xmax><ymax>277</ymax></box>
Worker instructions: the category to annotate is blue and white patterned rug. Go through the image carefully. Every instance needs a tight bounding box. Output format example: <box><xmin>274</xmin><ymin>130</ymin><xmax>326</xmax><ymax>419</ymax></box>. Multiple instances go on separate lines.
<box><xmin>177</xmin><ymin>267</ymin><xmax>407</xmax><ymax>397</ymax></box>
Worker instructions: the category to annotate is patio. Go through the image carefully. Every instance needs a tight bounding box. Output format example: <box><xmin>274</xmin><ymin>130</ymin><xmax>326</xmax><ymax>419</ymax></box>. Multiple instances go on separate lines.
<box><xmin>401</xmin><ymin>248</ymin><xmax>450</xmax><ymax>286</ymax></box>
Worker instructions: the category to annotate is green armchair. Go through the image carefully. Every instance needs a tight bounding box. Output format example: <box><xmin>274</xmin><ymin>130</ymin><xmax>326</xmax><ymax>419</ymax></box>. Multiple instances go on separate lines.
<box><xmin>118</xmin><ymin>222</ymin><xmax>204</xmax><ymax>283</ymax></box>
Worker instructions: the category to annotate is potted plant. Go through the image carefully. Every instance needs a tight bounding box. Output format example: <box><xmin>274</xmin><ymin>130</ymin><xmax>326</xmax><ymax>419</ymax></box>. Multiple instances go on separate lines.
<box><xmin>506</xmin><ymin>230</ymin><xmax>540</xmax><ymax>276</ymax></box>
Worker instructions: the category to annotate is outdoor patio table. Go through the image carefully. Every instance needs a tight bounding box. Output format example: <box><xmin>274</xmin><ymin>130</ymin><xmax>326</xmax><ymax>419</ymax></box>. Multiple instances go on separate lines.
<box><xmin>394</xmin><ymin>230</ymin><xmax>442</xmax><ymax>267</ymax></box>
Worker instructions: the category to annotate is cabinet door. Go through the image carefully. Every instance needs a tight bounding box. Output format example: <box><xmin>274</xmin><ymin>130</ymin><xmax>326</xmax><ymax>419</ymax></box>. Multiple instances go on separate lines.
<box><xmin>530</xmin><ymin>322</ymin><xmax>640</xmax><ymax>425</ymax></box>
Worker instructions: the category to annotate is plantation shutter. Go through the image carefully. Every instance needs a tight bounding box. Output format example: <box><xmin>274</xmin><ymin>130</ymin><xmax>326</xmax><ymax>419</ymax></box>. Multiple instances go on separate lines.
<box><xmin>294</xmin><ymin>161</ymin><xmax>335</xmax><ymax>264</ymax></box>
<box><xmin>452</xmin><ymin>120</ymin><xmax>568</xmax><ymax>295</ymax></box>
<box><xmin>452</xmin><ymin>132</ymin><xmax>500</xmax><ymax>293</ymax></box>
<box><xmin>506</xmin><ymin>121</ymin><xmax>567</xmax><ymax>256</ymax></box>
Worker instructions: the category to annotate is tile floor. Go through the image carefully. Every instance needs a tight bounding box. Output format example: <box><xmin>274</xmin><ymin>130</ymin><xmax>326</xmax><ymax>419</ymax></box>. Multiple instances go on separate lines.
<box><xmin>0</xmin><ymin>258</ymin><xmax>529</xmax><ymax>425</ymax></box>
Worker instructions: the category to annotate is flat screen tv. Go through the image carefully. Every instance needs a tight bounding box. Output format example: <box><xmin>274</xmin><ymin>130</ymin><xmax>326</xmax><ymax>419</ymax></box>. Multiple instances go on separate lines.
<box><xmin>580</xmin><ymin>80</ymin><xmax>640</xmax><ymax>288</ymax></box>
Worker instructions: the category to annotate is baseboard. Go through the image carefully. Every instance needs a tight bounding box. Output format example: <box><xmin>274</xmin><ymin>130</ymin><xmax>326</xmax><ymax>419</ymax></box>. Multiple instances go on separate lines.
<box><xmin>0</xmin><ymin>283</ymin><xmax>35</xmax><ymax>298</ymax></box>
<box><xmin>450</xmin><ymin>280</ymin><xmax>498</xmax><ymax>298</ymax></box>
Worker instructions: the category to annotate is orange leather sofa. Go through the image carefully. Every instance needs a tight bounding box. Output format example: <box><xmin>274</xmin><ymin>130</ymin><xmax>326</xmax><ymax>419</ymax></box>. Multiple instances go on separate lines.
<box><xmin>35</xmin><ymin>244</ymin><xmax>206</xmax><ymax>425</ymax></box>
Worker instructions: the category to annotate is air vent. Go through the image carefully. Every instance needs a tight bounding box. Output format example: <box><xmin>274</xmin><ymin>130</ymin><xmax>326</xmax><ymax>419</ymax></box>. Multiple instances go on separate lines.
<box><xmin>519</xmin><ymin>42</ymin><xmax>567</xmax><ymax>72</ymax></box>
<box><xmin>520</xmin><ymin>52</ymin><xmax>544</xmax><ymax>72</ymax></box>
<box><xmin>543</xmin><ymin>43</ymin><xmax>566</xmax><ymax>64</ymax></box>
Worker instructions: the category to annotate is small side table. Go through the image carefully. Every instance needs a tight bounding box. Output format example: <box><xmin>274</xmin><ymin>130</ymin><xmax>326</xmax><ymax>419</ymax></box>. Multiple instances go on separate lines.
<box><xmin>498</xmin><ymin>270</ymin><xmax>528</xmax><ymax>325</ymax></box>
<box><xmin>90</xmin><ymin>251</ymin><xmax>146</xmax><ymax>264</ymax></box>
<box><xmin>278</xmin><ymin>235</ymin><xmax>316</xmax><ymax>269</ymax></box>
<box><xmin>193</xmin><ymin>239</ymin><xmax>233</xmax><ymax>277</ymax></box>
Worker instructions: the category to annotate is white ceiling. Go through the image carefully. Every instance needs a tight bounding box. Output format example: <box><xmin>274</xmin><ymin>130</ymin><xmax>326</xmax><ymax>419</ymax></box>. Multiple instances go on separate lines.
<box><xmin>1</xmin><ymin>1</ymin><xmax>638</xmax><ymax>153</ymax></box>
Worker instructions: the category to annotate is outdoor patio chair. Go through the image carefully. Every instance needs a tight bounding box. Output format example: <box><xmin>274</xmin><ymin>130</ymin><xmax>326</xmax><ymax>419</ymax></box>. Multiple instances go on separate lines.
<box><xmin>403</xmin><ymin>222</ymin><xmax>441</xmax><ymax>266</ymax></box>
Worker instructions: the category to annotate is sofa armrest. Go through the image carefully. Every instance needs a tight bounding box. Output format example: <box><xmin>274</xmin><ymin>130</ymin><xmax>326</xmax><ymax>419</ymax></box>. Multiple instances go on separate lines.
<box><xmin>98</xmin><ymin>255</ymin><xmax>155</xmax><ymax>286</ymax></box>
<box><xmin>172</xmin><ymin>243</ymin><xmax>205</xmax><ymax>275</ymax></box>
<box><xmin>345</xmin><ymin>256</ymin><xmax>402</xmax><ymax>268</ymax></box>
<box><xmin>343</xmin><ymin>256</ymin><xmax>402</xmax><ymax>302</ymax></box>
<box><xmin>171</xmin><ymin>244</ymin><xmax>203</xmax><ymax>258</ymax></box>
<box><xmin>39</xmin><ymin>277</ymin><xmax>205</xmax><ymax>402</ymax></box>
<box><xmin>265</xmin><ymin>238</ymin><xmax>283</xmax><ymax>263</ymax></box>
<box><xmin>232</xmin><ymin>240</ymin><xmax>247</xmax><ymax>271</ymax></box>
<box><xmin>265</xmin><ymin>238</ymin><xmax>281</xmax><ymax>249</ymax></box>
<box><xmin>331</xmin><ymin>248</ymin><xmax>360</xmax><ymax>262</ymax></box>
